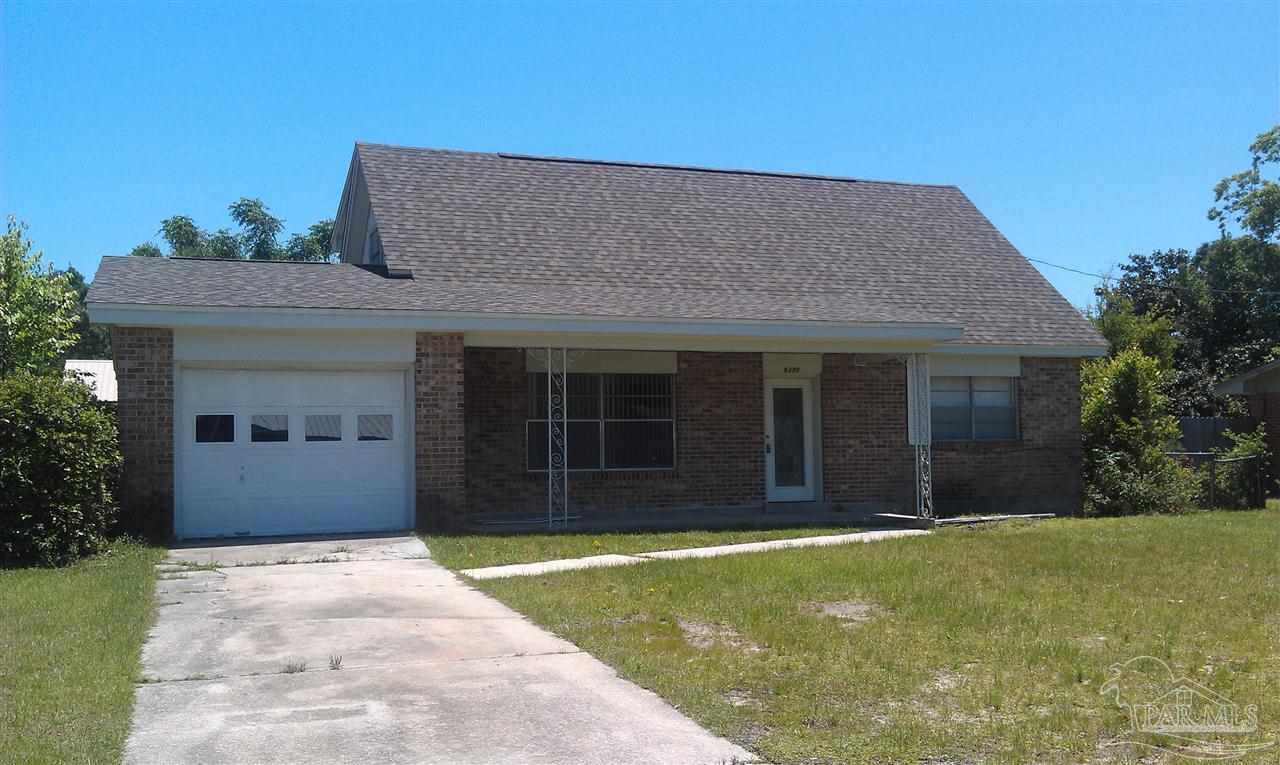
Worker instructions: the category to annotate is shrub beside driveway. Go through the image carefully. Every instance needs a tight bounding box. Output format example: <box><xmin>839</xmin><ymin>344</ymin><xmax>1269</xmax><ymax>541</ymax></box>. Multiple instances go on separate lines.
<box><xmin>0</xmin><ymin>542</ymin><xmax>162</xmax><ymax>764</ymax></box>
<box><xmin>463</xmin><ymin>510</ymin><xmax>1280</xmax><ymax>764</ymax></box>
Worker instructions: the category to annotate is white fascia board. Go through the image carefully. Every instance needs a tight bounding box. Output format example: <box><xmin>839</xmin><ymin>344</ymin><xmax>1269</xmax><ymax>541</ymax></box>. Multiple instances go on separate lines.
<box><xmin>931</xmin><ymin>343</ymin><xmax>1108</xmax><ymax>358</ymax></box>
<box><xmin>476</xmin><ymin>332</ymin><xmax>942</xmax><ymax>354</ymax></box>
<box><xmin>87</xmin><ymin>302</ymin><xmax>965</xmax><ymax>342</ymax></box>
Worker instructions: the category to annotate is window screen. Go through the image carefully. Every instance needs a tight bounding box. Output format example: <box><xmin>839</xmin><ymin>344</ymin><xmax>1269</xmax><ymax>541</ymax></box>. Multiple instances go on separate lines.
<box><xmin>527</xmin><ymin>373</ymin><xmax>675</xmax><ymax>470</ymax></box>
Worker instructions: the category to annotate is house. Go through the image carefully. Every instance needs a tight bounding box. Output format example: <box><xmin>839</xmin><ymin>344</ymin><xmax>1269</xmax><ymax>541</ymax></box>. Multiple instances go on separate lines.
<box><xmin>64</xmin><ymin>359</ymin><xmax>118</xmax><ymax>402</ymax></box>
<box><xmin>1216</xmin><ymin>359</ymin><xmax>1280</xmax><ymax>491</ymax></box>
<box><xmin>87</xmin><ymin>143</ymin><xmax>1105</xmax><ymax>540</ymax></box>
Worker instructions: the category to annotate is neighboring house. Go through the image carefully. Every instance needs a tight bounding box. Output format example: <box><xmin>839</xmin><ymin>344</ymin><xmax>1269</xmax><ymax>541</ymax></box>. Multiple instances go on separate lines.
<box><xmin>87</xmin><ymin>143</ymin><xmax>1105</xmax><ymax>540</ymax></box>
<box><xmin>64</xmin><ymin>358</ymin><xmax>118</xmax><ymax>402</ymax></box>
<box><xmin>1216</xmin><ymin>360</ymin><xmax>1280</xmax><ymax>490</ymax></box>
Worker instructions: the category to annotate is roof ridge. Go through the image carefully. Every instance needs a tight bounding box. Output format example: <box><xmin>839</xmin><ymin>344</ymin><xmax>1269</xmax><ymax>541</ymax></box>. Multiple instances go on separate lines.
<box><xmin>168</xmin><ymin>257</ymin><xmax>337</xmax><ymax>265</ymax></box>
<box><xmin>354</xmin><ymin>141</ymin><xmax>958</xmax><ymax>190</ymax></box>
<box><xmin>100</xmin><ymin>255</ymin><xmax>341</xmax><ymax>265</ymax></box>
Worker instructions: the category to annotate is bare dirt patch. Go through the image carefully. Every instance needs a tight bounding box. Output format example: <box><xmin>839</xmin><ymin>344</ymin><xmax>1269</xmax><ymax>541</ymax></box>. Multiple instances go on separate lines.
<box><xmin>721</xmin><ymin>688</ymin><xmax>762</xmax><ymax>708</ymax></box>
<box><xmin>807</xmin><ymin>599</ymin><xmax>883</xmax><ymax>626</ymax></box>
<box><xmin>735</xmin><ymin>720</ymin><xmax>772</xmax><ymax>747</ymax></box>
<box><xmin>677</xmin><ymin>618</ymin><xmax>764</xmax><ymax>653</ymax></box>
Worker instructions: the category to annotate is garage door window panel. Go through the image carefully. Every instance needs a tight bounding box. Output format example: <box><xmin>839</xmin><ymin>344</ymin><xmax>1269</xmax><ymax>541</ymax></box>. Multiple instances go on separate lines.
<box><xmin>358</xmin><ymin>414</ymin><xmax>393</xmax><ymax>442</ymax></box>
<box><xmin>250</xmin><ymin>414</ymin><xmax>289</xmax><ymax>443</ymax></box>
<box><xmin>305</xmin><ymin>414</ymin><xmax>343</xmax><ymax>442</ymax></box>
<box><xmin>195</xmin><ymin>414</ymin><xmax>235</xmax><ymax>443</ymax></box>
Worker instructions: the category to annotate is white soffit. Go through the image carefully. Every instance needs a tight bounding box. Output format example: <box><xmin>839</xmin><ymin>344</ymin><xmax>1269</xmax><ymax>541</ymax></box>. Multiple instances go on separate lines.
<box><xmin>525</xmin><ymin>349</ymin><xmax>676</xmax><ymax>374</ymax></box>
<box><xmin>930</xmin><ymin>354</ymin><xmax>1022</xmax><ymax>378</ymax></box>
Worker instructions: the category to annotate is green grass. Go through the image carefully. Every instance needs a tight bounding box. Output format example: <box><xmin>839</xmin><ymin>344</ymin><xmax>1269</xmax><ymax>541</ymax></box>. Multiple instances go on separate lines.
<box><xmin>469</xmin><ymin>511</ymin><xmax>1280</xmax><ymax>764</ymax></box>
<box><xmin>426</xmin><ymin>525</ymin><xmax>864</xmax><ymax>569</ymax></box>
<box><xmin>0</xmin><ymin>542</ymin><xmax>164</xmax><ymax>765</ymax></box>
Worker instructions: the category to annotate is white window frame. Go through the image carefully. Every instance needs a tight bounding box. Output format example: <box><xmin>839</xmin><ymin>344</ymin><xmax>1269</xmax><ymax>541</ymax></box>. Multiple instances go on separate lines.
<box><xmin>526</xmin><ymin>372</ymin><xmax>676</xmax><ymax>472</ymax></box>
<box><xmin>930</xmin><ymin>376</ymin><xmax>1019</xmax><ymax>442</ymax></box>
<box><xmin>193</xmin><ymin>412</ymin><xmax>236</xmax><ymax>445</ymax></box>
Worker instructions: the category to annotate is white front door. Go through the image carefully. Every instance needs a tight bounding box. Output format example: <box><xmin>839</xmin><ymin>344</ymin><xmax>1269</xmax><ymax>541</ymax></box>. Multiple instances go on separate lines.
<box><xmin>176</xmin><ymin>369</ymin><xmax>410</xmax><ymax>539</ymax></box>
<box><xmin>765</xmin><ymin>379</ymin><xmax>815</xmax><ymax>502</ymax></box>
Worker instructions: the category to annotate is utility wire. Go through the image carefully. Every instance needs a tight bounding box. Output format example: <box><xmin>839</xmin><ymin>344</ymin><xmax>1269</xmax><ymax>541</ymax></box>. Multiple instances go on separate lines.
<box><xmin>1026</xmin><ymin>257</ymin><xmax>1280</xmax><ymax>298</ymax></box>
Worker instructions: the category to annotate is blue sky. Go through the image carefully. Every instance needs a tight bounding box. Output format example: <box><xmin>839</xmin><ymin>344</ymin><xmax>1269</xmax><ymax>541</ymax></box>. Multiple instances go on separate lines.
<box><xmin>2</xmin><ymin>1</ymin><xmax>1276</xmax><ymax>308</ymax></box>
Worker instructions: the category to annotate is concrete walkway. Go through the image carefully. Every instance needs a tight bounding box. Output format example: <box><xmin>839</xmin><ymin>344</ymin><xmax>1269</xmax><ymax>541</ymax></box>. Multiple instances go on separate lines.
<box><xmin>462</xmin><ymin>528</ymin><xmax>929</xmax><ymax>580</ymax></box>
<box><xmin>125</xmin><ymin>536</ymin><xmax>752</xmax><ymax>765</ymax></box>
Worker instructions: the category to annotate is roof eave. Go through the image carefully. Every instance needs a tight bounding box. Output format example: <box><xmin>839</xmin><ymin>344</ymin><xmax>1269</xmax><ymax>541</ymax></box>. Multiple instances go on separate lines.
<box><xmin>87</xmin><ymin>301</ymin><xmax>965</xmax><ymax>342</ymax></box>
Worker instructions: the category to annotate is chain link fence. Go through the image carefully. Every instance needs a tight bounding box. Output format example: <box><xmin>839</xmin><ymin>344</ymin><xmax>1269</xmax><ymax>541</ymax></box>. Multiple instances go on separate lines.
<box><xmin>1167</xmin><ymin>452</ymin><xmax>1267</xmax><ymax>509</ymax></box>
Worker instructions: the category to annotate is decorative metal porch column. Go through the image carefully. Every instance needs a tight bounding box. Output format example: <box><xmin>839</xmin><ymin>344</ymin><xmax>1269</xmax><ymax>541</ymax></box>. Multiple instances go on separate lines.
<box><xmin>545</xmin><ymin>347</ymin><xmax>569</xmax><ymax>528</ymax></box>
<box><xmin>906</xmin><ymin>354</ymin><xmax>934</xmax><ymax>519</ymax></box>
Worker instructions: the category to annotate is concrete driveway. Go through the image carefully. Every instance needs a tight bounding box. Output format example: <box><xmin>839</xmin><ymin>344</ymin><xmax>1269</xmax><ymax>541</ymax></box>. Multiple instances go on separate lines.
<box><xmin>125</xmin><ymin>535</ymin><xmax>752</xmax><ymax>765</ymax></box>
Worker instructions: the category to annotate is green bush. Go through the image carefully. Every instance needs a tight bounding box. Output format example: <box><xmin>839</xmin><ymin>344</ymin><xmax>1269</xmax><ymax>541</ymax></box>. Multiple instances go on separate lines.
<box><xmin>1199</xmin><ymin>425</ymin><xmax>1271</xmax><ymax>509</ymax></box>
<box><xmin>1082</xmin><ymin>349</ymin><xmax>1199</xmax><ymax>515</ymax></box>
<box><xmin>0</xmin><ymin>371</ymin><xmax>121</xmax><ymax>566</ymax></box>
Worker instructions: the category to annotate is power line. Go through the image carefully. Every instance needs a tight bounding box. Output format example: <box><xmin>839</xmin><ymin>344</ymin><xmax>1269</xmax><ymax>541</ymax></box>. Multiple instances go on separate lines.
<box><xmin>1027</xmin><ymin>257</ymin><xmax>1280</xmax><ymax>298</ymax></box>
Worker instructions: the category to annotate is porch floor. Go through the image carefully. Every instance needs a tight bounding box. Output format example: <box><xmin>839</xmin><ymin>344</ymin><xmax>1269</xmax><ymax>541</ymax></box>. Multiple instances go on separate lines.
<box><xmin>465</xmin><ymin>504</ymin><xmax>931</xmax><ymax>533</ymax></box>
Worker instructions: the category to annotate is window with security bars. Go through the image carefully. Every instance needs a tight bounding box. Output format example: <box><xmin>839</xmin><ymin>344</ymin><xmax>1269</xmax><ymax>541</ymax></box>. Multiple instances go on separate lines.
<box><xmin>930</xmin><ymin>376</ymin><xmax>1018</xmax><ymax>441</ymax></box>
<box><xmin>527</xmin><ymin>373</ymin><xmax>675</xmax><ymax>470</ymax></box>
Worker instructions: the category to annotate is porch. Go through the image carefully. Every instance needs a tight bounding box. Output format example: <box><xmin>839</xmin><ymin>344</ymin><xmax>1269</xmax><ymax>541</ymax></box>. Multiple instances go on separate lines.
<box><xmin>453</xmin><ymin>346</ymin><xmax>936</xmax><ymax>529</ymax></box>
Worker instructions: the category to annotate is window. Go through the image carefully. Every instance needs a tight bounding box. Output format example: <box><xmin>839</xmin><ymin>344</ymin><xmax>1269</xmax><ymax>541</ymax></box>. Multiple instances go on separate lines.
<box><xmin>364</xmin><ymin>227</ymin><xmax>384</xmax><ymax>266</ymax></box>
<box><xmin>305</xmin><ymin>414</ymin><xmax>342</xmax><ymax>442</ymax></box>
<box><xmin>930</xmin><ymin>376</ymin><xmax>1017</xmax><ymax>441</ymax></box>
<box><xmin>251</xmin><ymin>414</ymin><xmax>289</xmax><ymax>443</ymax></box>
<box><xmin>527</xmin><ymin>373</ymin><xmax>675</xmax><ymax>471</ymax></box>
<box><xmin>195</xmin><ymin>414</ymin><xmax>234</xmax><ymax>443</ymax></box>
<box><xmin>358</xmin><ymin>414</ymin><xmax>393</xmax><ymax>441</ymax></box>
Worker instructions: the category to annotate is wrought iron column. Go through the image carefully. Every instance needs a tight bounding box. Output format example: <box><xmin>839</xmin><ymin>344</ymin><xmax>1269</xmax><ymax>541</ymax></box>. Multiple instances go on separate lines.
<box><xmin>907</xmin><ymin>354</ymin><xmax>934</xmax><ymax>519</ymax></box>
<box><xmin>546</xmin><ymin>346</ymin><xmax>569</xmax><ymax>528</ymax></box>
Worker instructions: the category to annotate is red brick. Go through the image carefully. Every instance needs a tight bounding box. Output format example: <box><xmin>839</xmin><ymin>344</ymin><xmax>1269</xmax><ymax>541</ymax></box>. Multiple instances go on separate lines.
<box><xmin>415</xmin><ymin>333</ymin><xmax>466</xmax><ymax>529</ymax></box>
<box><xmin>112</xmin><ymin>326</ymin><xmax>174</xmax><ymax>538</ymax></box>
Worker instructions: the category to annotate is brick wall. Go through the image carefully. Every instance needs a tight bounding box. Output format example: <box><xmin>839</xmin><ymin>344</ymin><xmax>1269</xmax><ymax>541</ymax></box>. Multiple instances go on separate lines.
<box><xmin>415</xmin><ymin>333</ymin><xmax>466</xmax><ymax>530</ymax></box>
<box><xmin>461</xmin><ymin>349</ymin><xmax>1083</xmax><ymax>519</ymax></box>
<box><xmin>821</xmin><ymin>354</ymin><xmax>915</xmax><ymax>511</ymax></box>
<box><xmin>112</xmin><ymin>327</ymin><xmax>174</xmax><ymax>538</ymax></box>
<box><xmin>931</xmin><ymin>357</ymin><xmax>1083</xmax><ymax>516</ymax></box>
<box><xmin>465</xmin><ymin>349</ymin><xmax>764</xmax><ymax>516</ymax></box>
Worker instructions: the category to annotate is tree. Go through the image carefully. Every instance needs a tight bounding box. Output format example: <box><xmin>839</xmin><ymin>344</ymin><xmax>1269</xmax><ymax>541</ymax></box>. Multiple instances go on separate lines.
<box><xmin>61</xmin><ymin>267</ymin><xmax>112</xmax><ymax>359</ymax></box>
<box><xmin>158</xmin><ymin>215</ymin><xmax>206</xmax><ymax>258</ymax></box>
<box><xmin>1209</xmin><ymin>125</ymin><xmax>1280</xmax><ymax>242</ymax></box>
<box><xmin>1081</xmin><ymin>349</ymin><xmax>1198</xmax><ymax>515</ymax></box>
<box><xmin>1088</xmin><ymin>286</ymin><xmax>1177</xmax><ymax>369</ymax></box>
<box><xmin>228</xmin><ymin>198</ymin><xmax>284</xmax><ymax>260</ymax></box>
<box><xmin>0</xmin><ymin>218</ymin><xmax>79</xmax><ymax>376</ymax></box>
<box><xmin>129</xmin><ymin>242</ymin><xmax>163</xmax><ymax>258</ymax></box>
<box><xmin>206</xmin><ymin>228</ymin><xmax>240</xmax><ymax>259</ymax></box>
<box><xmin>283</xmin><ymin>219</ymin><xmax>335</xmax><ymax>262</ymax></box>
<box><xmin>1111</xmin><ymin>237</ymin><xmax>1280</xmax><ymax>415</ymax></box>
<box><xmin>126</xmin><ymin>198</ymin><xmax>329</xmax><ymax>262</ymax></box>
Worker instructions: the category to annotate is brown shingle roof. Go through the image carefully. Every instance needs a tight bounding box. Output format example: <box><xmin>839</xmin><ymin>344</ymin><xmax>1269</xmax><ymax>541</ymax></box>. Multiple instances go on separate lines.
<box><xmin>91</xmin><ymin>143</ymin><xmax>1104</xmax><ymax>349</ymax></box>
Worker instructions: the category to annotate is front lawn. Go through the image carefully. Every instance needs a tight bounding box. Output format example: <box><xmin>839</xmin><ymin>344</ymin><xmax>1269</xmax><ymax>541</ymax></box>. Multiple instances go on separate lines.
<box><xmin>472</xmin><ymin>511</ymin><xmax>1280</xmax><ymax>764</ymax></box>
<box><xmin>0</xmin><ymin>542</ymin><xmax>164</xmax><ymax>764</ymax></box>
<box><xmin>426</xmin><ymin>525</ymin><xmax>863</xmax><ymax>569</ymax></box>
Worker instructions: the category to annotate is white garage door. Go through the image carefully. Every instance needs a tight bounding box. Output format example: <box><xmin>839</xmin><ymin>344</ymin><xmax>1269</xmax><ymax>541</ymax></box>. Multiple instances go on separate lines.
<box><xmin>177</xmin><ymin>369</ymin><xmax>410</xmax><ymax>539</ymax></box>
